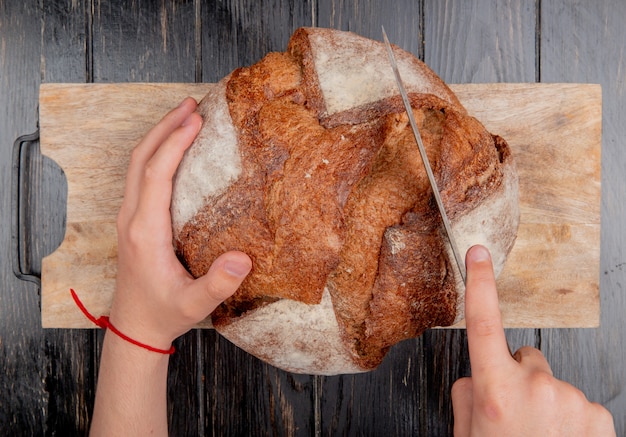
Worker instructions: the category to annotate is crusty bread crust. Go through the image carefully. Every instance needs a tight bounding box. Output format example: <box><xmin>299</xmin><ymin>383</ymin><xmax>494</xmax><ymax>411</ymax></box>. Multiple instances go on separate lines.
<box><xmin>172</xmin><ymin>28</ymin><xmax>519</xmax><ymax>375</ymax></box>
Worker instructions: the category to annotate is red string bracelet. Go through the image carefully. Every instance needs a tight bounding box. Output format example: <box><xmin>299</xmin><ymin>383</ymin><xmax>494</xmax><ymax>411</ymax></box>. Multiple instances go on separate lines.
<box><xmin>70</xmin><ymin>289</ymin><xmax>175</xmax><ymax>355</ymax></box>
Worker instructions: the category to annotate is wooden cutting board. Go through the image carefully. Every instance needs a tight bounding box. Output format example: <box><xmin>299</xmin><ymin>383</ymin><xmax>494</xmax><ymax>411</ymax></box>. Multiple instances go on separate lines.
<box><xmin>38</xmin><ymin>82</ymin><xmax>602</xmax><ymax>329</ymax></box>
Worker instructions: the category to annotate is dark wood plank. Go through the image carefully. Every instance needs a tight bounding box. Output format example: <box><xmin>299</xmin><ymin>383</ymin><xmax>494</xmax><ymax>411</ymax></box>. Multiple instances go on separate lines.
<box><xmin>42</xmin><ymin>0</ymin><xmax>90</xmax><ymax>84</ymax></box>
<box><xmin>201</xmin><ymin>0</ymin><xmax>314</xmax><ymax>82</ymax></box>
<box><xmin>539</xmin><ymin>1</ymin><xmax>626</xmax><ymax>433</ymax></box>
<box><xmin>425</xmin><ymin>0</ymin><xmax>537</xmax><ymax>83</ymax></box>
<box><xmin>0</xmin><ymin>0</ymin><xmax>48</xmax><ymax>434</ymax></box>
<box><xmin>315</xmin><ymin>0</ymin><xmax>424</xmax><ymax>60</ymax></box>
<box><xmin>206</xmin><ymin>333</ymin><xmax>316</xmax><ymax>436</ymax></box>
<box><xmin>92</xmin><ymin>0</ymin><xmax>198</xmax><ymax>83</ymax></box>
<box><xmin>200</xmin><ymin>2</ymin><xmax>317</xmax><ymax>435</ymax></box>
<box><xmin>421</xmin><ymin>1</ymin><xmax>538</xmax><ymax>433</ymax></box>
<box><xmin>319</xmin><ymin>340</ymin><xmax>431</xmax><ymax>436</ymax></box>
<box><xmin>40</xmin><ymin>1</ymin><xmax>98</xmax><ymax>434</ymax></box>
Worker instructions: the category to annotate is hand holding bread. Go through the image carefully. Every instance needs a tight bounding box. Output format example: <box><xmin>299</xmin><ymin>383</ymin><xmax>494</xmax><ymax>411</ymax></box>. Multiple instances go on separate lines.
<box><xmin>451</xmin><ymin>246</ymin><xmax>615</xmax><ymax>436</ymax></box>
<box><xmin>92</xmin><ymin>98</ymin><xmax>253</xmax><ymax>436</ymax></box>
<box><xmin>111</xmin><ymin>97</ymin><xmax>252</xmax><ymax>351</ymax></box>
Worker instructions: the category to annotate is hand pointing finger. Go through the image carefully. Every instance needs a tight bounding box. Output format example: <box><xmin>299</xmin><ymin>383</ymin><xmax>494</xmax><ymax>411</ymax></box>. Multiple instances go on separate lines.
<box><xmin>463</xmin><ymin>245</ymin><xmax>515</xmax><ymax>381</ymax></box>
<box><xmin>451</xmin><ymin>245</ymin><xmax>616</xmax><ymax>436</ymax></box>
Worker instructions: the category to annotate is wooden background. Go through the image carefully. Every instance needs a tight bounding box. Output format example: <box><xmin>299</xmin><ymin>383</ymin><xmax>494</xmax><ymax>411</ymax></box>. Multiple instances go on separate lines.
<box><xmin>1</xmin><ymin>1</ymin><xmax>624</xmax><ymax>435</ymax></box>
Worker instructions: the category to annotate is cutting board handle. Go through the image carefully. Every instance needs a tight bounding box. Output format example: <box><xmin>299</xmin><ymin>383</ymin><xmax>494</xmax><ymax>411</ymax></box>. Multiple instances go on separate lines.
<box><xmin>12</xmin><ymin>129</ymin><xmax>42</xmax><ymax>286</ymax></box>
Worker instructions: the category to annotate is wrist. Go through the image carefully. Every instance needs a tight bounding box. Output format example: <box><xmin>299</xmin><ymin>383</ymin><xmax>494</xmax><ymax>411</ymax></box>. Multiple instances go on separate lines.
<box><xmin>93</xmin><ymin>325</ymin><xmax>171</xmax><ymax>436</ymax></box>
<box><xmin>102</xmin><ymin>325</ymin><xmax>174</xmax><ymax>358</ymax></box>
<box><xmin>107</xmin><ymin>308</ymin><xmax>175</xmax><ymax>354</ymax></box>
<box><xmin>71</xmin><ymin>289</ymin><xmax>175</xmax><ymax>354</ymax></box>
<box><xmin>106</xmin><ymin>315</ymin><xmax>175</xmax><ymax>354</ymax></box>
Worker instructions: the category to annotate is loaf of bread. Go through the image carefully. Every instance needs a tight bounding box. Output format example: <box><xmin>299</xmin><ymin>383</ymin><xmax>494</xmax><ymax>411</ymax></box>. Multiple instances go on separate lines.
<box><xmin>171</xmin><ymin>28</ymin><xmax>519</xmax><ymax>375</ymax></box>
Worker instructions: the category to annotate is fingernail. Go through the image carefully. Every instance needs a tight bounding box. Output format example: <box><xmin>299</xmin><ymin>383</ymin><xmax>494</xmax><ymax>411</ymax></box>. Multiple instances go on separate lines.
<box><xmin>468</xmin><ymin>245</ymin><xmax>491</xmax><ymax>262</ymax></box>
<box><xmin>178</xmin><ymin>96</ymin><xmax>191</xmax><ymax>108</ymax></box>
<box><xmin>224</xmin><ymin>259</ymin><xmax>252</xmax><ymax>278</ymax></box>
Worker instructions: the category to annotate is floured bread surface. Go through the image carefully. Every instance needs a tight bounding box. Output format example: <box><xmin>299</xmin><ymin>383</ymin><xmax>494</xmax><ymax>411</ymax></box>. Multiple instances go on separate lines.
<box><xmin>172</xmin><ymin>28</ymin><xmax>519</xmax><ymax>375</ymax></box>
<box><xmin>296</xmin><ymin>28</ymin><xmax>464</xmax><ymax>122</ymax></box>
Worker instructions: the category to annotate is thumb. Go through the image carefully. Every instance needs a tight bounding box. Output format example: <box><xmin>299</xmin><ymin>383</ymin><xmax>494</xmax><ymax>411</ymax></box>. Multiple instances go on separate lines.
<box><xmin>187</xmin><ymin>251</ymin><xmax>252</xmax><ymax>318</ymax></box>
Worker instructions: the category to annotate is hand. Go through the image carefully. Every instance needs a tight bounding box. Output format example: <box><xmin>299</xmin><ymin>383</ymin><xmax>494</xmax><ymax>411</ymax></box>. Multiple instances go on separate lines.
<box><xmin>451</xmin><ymin>245</ymin><xmax>615</xmax><ymax>436</ymax></box>
<box><xmin>110</xmin><ymin>97</ymin><xmax>252</xmax><ymax>351</ymax></box>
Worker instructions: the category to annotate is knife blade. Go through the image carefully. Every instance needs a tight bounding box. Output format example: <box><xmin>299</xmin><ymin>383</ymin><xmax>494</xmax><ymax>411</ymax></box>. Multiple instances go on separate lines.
<box><xmin>382</xmin><ymin>27</ymin><xmax>467</xmax><ymax>283</ymax></box>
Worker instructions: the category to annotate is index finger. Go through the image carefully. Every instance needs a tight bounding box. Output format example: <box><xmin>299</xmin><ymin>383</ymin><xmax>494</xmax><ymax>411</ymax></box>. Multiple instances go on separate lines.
<box><xmin>464</xmin><ymin>245</ymin><xmax>516</xmax><ymax>380</ymax></box>
<box><xmin>133</xmin><ymin>112</ymin><xmax>202</xmax><ymax>227</ymax></box>
<box><xmin>123</xmin><ymin>97</ymin><xmax>199</xmax><ymax>208</ymax></box>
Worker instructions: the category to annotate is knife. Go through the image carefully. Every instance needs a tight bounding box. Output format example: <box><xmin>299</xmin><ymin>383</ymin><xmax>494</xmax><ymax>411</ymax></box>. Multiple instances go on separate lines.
<box><xmin>382</xmin><ymin>27</ymin><xmax>467</xmax><ymax>283</ymax></box>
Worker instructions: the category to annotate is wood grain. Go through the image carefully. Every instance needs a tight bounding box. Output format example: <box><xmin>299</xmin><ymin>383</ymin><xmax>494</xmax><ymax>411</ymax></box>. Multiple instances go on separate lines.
<box><xmin>0</xmin><ymin>1</ymin><xmax>91</xmax><ymax>434</ymax></box>
<box><xmin>457</xmin><ymin>83</ymin><xmax>602</xmax><ymax>328</ymax></box>
<box><xmin>39</xmin><ymin>82</ymin><xmax>601</xmax><ymax>331</ymax></box>
<box><xmin>201</xmin><ymin>0</ymin><xmax>314</xmax><ymax>82</ymax></box>
<box><xmin>38</xmin><ymin>83</ymin><xmax>211</xmax><ymax>329</ymax></box>
<box><xmin>316</xmin><ymin>0</ymin><xmax>424</xmax><ymax>60</ymax></box>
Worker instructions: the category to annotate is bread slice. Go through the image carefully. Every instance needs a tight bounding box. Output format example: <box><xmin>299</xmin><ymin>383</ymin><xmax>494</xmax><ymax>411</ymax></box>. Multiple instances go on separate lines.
<box><xmin>171</xmin><ymin>28</ymin><xmax>519</xmax><ymax>375</ymax></box>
